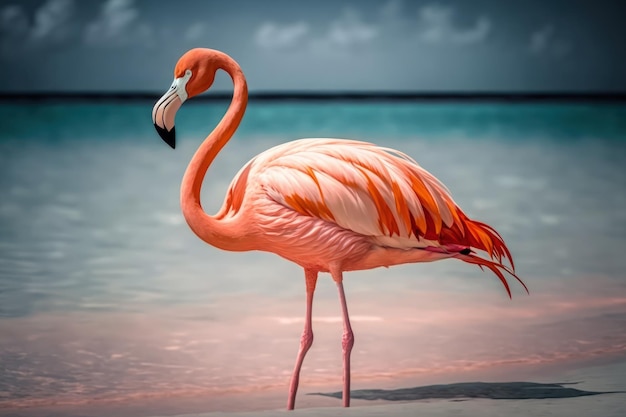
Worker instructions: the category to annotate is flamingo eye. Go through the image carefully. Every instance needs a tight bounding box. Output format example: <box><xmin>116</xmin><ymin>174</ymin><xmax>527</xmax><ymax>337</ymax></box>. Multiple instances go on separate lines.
<box><xmin>185</xmin><ymin>69</ymin><xmax>192</xmax><ymax>77</ymax></box>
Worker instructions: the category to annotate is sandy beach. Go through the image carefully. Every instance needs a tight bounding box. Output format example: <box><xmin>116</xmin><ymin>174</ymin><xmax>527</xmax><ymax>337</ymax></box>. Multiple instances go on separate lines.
<box><xmin>4</xmin><ymin>358</ymin><xmax>624</xmax><ymax>417</ymax></box>
<box><xmin>176</xmin><ymin>393</ymin><xmax>625</xmax><ymax>417</ymax></box>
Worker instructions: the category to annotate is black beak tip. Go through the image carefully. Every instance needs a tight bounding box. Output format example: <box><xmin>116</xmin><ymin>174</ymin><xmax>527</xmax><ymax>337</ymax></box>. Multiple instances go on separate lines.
<box><xmin>154</xmin><ymin>124</ymin><xmax>176</xmax><ymax>149</ymax></box>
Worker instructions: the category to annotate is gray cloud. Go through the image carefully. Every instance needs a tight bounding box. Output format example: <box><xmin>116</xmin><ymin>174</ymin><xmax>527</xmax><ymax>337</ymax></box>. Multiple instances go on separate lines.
<box><xmin>417</xmin><ymin>3</ymin><xmax>491</xmax><ymax>45</ymax></box>
<box><xmin>255</xmin><ymin>1</ymin><xmax>489</xmax><ymax>54</ymax></box>
<box><xmin>254</xmin><ymin>21</ymin><xmax>309</xmax><ymax>49</ymax></box>
<box><xmin>255</xmin><ymin>7</ymin><xmax>378</xmax><ymax>52</ymax></box>
<box><xmin>0</xmin><ymin>0</ymin><xmax>75</xmax><ymax>45</ymax></box>
<box><xmin>1</xmin><ymin>0</ymin><xmax>149</xmax><ymax>50</ymax></box>
<box><xmin>380</xmin><ymin>0</ymin><xmax>403</xmax><ymax>21</ymax></box>
<box><xmin>324</xmin><ymin>8</ymin><xmax>378</xmax><ymax>47</ymax></box>
<box><xmin>0</xmin><ymin>0</ymin><xmax>623</xmax><ymax>92</ymax></box>
<box><xmin>84</xmin><ymin>0</ymin><xmax>152</xmax><ymax>46</ymax></box>
<box><xmin>183</xmin><ymin>22</ymin><xmax>207</xmax><ymax>42</ymax></box>
<box><xmin>0</xmin><ymin>5</ymin><xmax>29</xmax><ymax>37</ymax></box>
<box><xmin>30</xmin><ymin>0</ymin><xmax>75</xmax><ymax>42</ymax></box>
<box><xmin>529</xmin><ymin>25</ymin><xmax>571</xmax><ymax>58</ymax></box>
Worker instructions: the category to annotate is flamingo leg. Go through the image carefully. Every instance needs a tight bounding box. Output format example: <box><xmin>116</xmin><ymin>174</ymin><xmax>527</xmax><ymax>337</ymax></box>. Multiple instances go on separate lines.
<box><xmin>332</xmin><ymin>269</ymin><xmax>354</xmax><ymax>407</ymax></box>
<box><xmin>287</xmin><ymin>269</ymin><xmax>318</xmax><ymax>410</ymax></box>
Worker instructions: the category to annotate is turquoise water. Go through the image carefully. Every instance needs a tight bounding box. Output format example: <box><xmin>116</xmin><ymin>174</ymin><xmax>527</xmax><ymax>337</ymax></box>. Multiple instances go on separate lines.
<box><xmin>3</xmin><ymin>102</ymin><xmax>626</xmax><ymax>143</ymax></box>
<box><xmin>0</xmin><ymin>101</ymin><xmax>625</xmax><ymax>414</ymax></box>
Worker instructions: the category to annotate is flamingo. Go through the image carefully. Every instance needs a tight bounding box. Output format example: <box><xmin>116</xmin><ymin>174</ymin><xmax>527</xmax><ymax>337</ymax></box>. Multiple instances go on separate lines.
<box><xmin>151</xmin><ymin>48</ymin><xmax>527</xmax><ymax>410</ymax></box>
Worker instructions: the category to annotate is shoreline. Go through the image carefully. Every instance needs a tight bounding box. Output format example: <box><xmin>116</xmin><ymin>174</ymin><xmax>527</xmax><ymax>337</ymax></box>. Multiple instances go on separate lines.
<box><xmin>4</xmin><ymin>357</ymin><xmax>625</xmax><ymax>417</ymax></box>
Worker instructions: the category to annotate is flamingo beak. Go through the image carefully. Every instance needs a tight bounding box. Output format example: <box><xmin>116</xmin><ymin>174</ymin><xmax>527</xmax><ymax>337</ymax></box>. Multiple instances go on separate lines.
<box><xmin>152</xmin><ymin>74</ymin><xmax>191</xmax><ymax>149</ymax></box>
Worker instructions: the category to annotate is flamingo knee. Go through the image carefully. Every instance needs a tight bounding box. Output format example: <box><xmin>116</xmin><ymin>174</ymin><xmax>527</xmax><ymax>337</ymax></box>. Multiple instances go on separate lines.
<box><xmin>301</xmin><ymin>328</ymin><xmax>314</xmax><ymax>351</ymax></box>
<box><xmin>342</xmin><ymin>329</ymin><xmax>354</xmax><ymax>352</ymax></box>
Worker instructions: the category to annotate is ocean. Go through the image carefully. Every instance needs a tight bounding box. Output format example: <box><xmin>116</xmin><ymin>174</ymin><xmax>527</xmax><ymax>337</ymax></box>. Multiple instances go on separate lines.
<box><xmin>0</xmin><ymin>101</ymin><xmax>625</xmax><ymax>415</ymax></box>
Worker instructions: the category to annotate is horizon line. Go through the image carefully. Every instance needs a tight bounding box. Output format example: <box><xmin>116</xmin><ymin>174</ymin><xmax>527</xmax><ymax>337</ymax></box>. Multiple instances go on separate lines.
<box><xmin>1</xmin><ymin>91</ymin><xmax>626</xmax><ymax>103</ymax></box>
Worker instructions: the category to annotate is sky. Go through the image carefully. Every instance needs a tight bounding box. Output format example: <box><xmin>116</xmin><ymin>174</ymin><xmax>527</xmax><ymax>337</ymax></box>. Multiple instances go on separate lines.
<box><xmin>0</xmin><ymin>0</ymin><xmax>625</xmax><ymax>93</ymax></box>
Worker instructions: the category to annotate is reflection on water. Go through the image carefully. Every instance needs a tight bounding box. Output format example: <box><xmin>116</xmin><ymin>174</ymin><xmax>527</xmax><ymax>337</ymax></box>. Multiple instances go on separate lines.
<box><xmin>0</xmin><ymin>102</ymin><xmax>625</xmax><ymax>411</ymax></box>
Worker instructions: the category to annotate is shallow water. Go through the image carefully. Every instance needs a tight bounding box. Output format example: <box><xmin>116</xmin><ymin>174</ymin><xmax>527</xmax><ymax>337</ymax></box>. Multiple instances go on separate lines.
<box><xmin>0</xmin><ymin>101</ymin><xmax>625</xmax><ymax>412</ymax></box>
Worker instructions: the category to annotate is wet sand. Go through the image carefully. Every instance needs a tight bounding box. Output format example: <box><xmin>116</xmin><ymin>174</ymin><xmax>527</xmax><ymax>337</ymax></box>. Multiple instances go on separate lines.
<box><xmin>5</xmin><ymin>359</ymin><xmax>624</xmax><ymax>417</ymax></box>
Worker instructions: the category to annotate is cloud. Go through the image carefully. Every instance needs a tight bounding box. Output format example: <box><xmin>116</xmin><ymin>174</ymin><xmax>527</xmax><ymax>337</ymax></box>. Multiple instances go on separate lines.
<box><xmin>380</xmin><ymin>0</ymin><xmax>403</xmax><ymax>21</ymax></box>
<box><xmin>84</xmin><ymin>0</ymin><xmax>152</xmax><ymax>46</ymax></box>
<box><xmin>0</xmin><ymin>5</ymin><xmax>29</xmax><ymax>38</ymax></box>
<box><xmin>0</xmin><ymin>0</ymin><xmax>75</xmax><ymax>44</ymax></box>
<box><xmin>417</xmin><ymin>4</ymin><xmax>491</xmax><ymax>45</ymax></box>
<box><xmin>254</xmin><ymin>8</ymin><xmax>377</xmax><ymax>52</ymax></box>
<box><xmin>325</xmin><ymin>8</ymin><xmax>378</xmax><ymax>47</ymax></box>
<box><xmin>184</xmin><ymin>22</ymin><xmax>206</xmax><ymax>42</ymax></box>
<box><xmin>254</xmin><ymin>22</ymin><xmax>309</xmax><ymax>49</ymax></box>
<box><xmin>30</xmin><ymin>0</ymin><xmax>75</xmax><ymax>42</ymax></box>
<box><xmin>1</xmin><ymin>0</ymin><xmax>153</xmax><ymax>52</ymax></box>
<box><xmin>529</xmin><ymin>25</ymin><xmax>571</xmax><ymax>57</ymax></box>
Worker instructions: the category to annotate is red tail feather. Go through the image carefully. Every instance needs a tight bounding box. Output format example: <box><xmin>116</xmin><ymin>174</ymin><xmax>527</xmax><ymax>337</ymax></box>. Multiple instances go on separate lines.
<box><xmin>444</xmin><ymin>215</ymin><xmax>526</xmax><ymax>297</ymax></box>
<box><xmin>457</xmin><ymin>253</ymin><xmax>528</xmax><ymax>298</ymax></box>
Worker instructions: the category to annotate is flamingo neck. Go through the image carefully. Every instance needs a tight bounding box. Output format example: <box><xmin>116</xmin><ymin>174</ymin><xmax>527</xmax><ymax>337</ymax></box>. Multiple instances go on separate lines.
<box><xmin>180</xmin><ymin>54</ymin><xmax>250</xmax><ymax>251</ymax></box>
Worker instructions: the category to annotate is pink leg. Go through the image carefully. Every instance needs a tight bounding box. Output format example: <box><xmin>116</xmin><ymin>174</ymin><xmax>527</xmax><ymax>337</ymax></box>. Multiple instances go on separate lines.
<box><xmin>332</xmin><ymin>269</ymin><xmax>354</xmax><ymax>407</ymax></box>
<box><xmin>287</xmin><ymin>269</ymin><xmax>318</xmax><ymax>410</ymax></box>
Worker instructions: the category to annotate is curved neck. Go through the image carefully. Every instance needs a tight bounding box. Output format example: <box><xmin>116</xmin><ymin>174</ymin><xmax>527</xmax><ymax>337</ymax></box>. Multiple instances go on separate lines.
<box><xmin>180</xmin><ymin>53</ymin><xmax>250</xmax><ymax>251</ymax></box>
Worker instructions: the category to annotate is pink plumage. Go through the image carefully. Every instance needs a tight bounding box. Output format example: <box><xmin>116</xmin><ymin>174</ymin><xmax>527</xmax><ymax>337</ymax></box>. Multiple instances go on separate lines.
<box><xmin>219</xmin><ymin>138</ymin><xmax>523</xmax><ymax>292</ymax></box>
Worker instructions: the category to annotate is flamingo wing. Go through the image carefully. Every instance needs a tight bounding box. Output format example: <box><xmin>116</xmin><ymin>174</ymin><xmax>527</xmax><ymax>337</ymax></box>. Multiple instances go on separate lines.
<box><xmin>262</xmin><ymin>140</ymin><xmax>511</xmax><ymax>257</ymax></box>
<box><xmin>220</xmin><ymin>138</ymin><xmax>523</xmax><ymax>295</ymax></box>
<box><xmin>258</xmin><ymin>139</ymin><xmax>453</xmax><ymax>241</ymax></box>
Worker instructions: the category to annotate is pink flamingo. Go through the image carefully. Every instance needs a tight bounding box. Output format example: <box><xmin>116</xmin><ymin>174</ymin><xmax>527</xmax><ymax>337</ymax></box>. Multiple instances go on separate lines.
<box><xmin>152</xmin><ymin>48</ymin><xmax>527</xmax><ymax>410</ymax></box>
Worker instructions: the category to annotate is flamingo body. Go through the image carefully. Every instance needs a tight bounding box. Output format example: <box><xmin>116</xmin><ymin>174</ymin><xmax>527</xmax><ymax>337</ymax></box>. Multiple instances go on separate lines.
<box><xmin>151</xmin><ymin>48</ymin><xmax>526</xmax><ymax>410</ymax></box>
<box><xmin>219</xmin><ymin>138</ymin><xmax>518</xmax><ymax>286</ymax></box>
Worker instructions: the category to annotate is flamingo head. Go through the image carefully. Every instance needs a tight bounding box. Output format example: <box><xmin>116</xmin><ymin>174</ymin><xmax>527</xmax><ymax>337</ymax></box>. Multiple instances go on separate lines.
<box><xmin>152</xmin><ymin>49</ymin><xmax>220</xmax><ymax>149</ymax></box>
